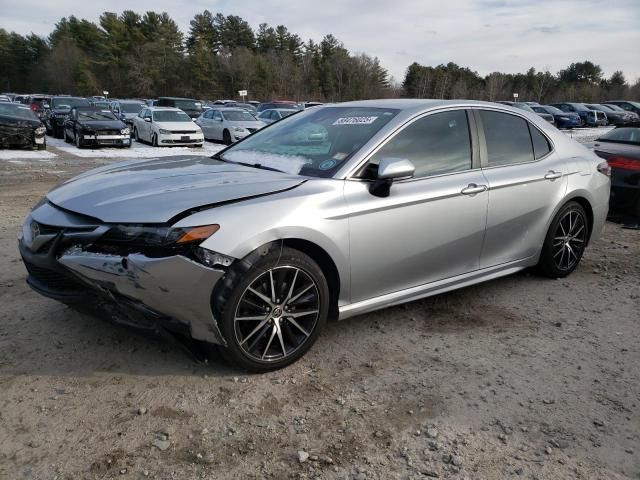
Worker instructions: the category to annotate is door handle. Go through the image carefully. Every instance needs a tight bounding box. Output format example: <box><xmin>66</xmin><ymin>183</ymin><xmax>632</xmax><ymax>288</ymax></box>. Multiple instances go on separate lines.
<box><xmin>544</xmin><ymin>170</ymin><xmax>563</xmax><ymax>180</ymax></box>
<box><xmin>460</xmin><ymin>183</ymin><xmax>488</xmax><ymax>195</ymax></box>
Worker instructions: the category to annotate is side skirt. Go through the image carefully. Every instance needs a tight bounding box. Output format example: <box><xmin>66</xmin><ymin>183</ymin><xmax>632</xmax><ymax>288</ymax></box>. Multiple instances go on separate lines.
<box><xmin>338</xmin><ymin>257</ymin><xmax>536</xmax><ymax>320</ymax></box>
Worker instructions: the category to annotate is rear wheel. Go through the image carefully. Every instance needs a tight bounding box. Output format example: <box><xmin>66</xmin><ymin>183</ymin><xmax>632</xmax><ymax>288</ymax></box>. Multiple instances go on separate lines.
<box><xmin>215</xmin><ymin>246</ymin><xmax>329</xmax><ymax>372</ymax></box>
<box><xmin>537</xmin><ymin>201</ymin><xmax>589</xmax><ymax>278</ymax></box>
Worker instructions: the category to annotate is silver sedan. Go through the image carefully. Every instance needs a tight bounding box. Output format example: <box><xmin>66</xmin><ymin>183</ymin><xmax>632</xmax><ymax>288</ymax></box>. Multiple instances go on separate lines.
<box><xmin>19</xmin><ymin>100</ymin><xmax>610</xmax><ymax>371</ymax></box>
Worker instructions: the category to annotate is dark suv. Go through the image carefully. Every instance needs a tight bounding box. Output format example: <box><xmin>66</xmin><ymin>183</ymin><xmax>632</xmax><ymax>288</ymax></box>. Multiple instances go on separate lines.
<box><xmin>155</xmin><ymin>97</ymin><xmax>203</xmax><ymax>119</ymax></box>
<box><xmin>44</xmin><ymin>96</ymin><xmax>90</xmax><ymax>138</ymax></box>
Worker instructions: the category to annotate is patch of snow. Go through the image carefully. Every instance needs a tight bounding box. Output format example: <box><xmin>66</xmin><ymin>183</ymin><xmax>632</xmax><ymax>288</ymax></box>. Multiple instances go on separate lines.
<box><xmin>47</xmin><ymin>137</ymin><xmax>224</xmax><ymax>158</ymax></box>
<box><xmin>563</xmin><ymin>126</ymin><xmax>614</xmax><ymax>144</ymax></box>
<box><xmin>224</xmin><ymin>150</ymin><xmax>308</xmax><ymax>175</ymax></box>
<box><xmin>0</xmin><ymin>149</ymin><xmax>57</xmax><ymax>160</ymax></box>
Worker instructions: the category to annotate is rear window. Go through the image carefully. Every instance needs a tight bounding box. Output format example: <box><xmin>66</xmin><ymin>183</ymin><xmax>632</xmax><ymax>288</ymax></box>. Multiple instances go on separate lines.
<box><xmin>529</xmin><ymin>125</ymin><xmax>552</xmax><ymax>159</ymax></box>
<box><xmin>480</xmin><ymin>110</ymin><xmax>534</xmax><ymax>166</ymax></box>
<box><xmin>221</xmin><ymin>110</ymin><xmax>257</xmax><ymax>122</ymax></box>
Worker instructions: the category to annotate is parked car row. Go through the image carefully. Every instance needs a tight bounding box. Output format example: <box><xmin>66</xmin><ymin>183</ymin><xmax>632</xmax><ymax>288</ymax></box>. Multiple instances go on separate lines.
<box><xmin>502</xmin><ymin>100</ymin><xmax>640</xmax><ymax>128</ymax></box>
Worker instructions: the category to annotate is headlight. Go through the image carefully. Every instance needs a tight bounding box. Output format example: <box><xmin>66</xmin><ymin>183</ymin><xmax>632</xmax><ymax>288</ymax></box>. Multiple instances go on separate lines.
<box><xmin>35</xmin><ymin>126</ymin><xmax>46</xmax><ymax>135</ymax></box>
<box><xmin>232</xmin><ymin>127</ymin><xmax>246</xmax><ymax>132</ymax></box>
<box><xmin>121</xmin><ymin>127</ymin><xmax>130</xmax><ymax>135</ymax></box>
<box><xmin>158</xmin><ymin>128</ymin><xmax>170</xmax><ymax>135</ymax></box>
<box><xmin>99</xmin><ymin>224</ymin><xmax>220</xmax><ymax>248</ymax></box>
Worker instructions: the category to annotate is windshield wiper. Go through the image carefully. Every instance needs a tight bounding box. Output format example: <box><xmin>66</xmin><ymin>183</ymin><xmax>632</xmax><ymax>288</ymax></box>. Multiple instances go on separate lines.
<box><xmin>235</xmin><ymin>161</ymin><xmax>286</xmax><ymax>173</ymax></box>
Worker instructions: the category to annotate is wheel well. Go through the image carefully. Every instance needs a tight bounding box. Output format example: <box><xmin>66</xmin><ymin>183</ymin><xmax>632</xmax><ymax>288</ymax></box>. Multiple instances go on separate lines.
<box><xmin>282</xmin><ymin>239</ymin><xmax>340</xmax><ymax>321</ymax></box>
<box><xmin>568</xmin><ymin>196</ymin><xmax>594</xmax><ymax>243</ymax></box>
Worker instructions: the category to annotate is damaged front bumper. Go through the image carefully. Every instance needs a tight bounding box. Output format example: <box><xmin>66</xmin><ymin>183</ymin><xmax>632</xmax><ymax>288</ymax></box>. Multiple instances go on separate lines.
<box><xmin>18</xmin><ymin>207</ymin><xmax>228</xmax><ymax>346</ymax></box>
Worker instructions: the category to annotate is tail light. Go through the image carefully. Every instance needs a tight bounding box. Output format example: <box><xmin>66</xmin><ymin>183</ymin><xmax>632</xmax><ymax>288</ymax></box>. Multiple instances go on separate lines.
<box><xmin>596</xmin><ymin>161</ymin><xmax>611</xmax><ymax>176</ymax></box>
<box><xmin>607</xmin><ymin>155</ymin><xmax>640</xmax><ymax>171</ymax></box>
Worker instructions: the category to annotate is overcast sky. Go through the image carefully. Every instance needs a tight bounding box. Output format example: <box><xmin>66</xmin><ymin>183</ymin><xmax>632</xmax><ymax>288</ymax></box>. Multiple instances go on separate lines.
<box><xmin>1</xmin><ymin>0</ymin><xmax>638</xmax><ymax>83</ymax></box>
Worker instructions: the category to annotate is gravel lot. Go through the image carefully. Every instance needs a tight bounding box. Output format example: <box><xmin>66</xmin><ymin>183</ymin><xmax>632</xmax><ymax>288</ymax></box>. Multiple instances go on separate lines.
<box><xmin>0</xmin><ymin>131</ymin><xmax>638</xmax><ymax>479</ymax></box>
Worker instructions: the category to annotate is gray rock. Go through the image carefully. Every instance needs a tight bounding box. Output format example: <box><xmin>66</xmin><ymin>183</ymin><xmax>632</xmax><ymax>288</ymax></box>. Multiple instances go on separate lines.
<box><xmin>298</xmin><ymin>450</ymin><xmax>309</xmax><ymax>463</ymax></box>
<box><xmin>152</xmin><ymin>438</ymin><xmax>171</xmax><ymax>451</ymax></box>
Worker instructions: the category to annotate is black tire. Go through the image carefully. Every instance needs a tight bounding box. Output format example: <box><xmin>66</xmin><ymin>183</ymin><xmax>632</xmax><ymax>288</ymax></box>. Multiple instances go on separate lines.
<box><xmin>223</xmin><ymin>129</ymin><xmax>232</xmax><ymax>145</ymax></box>
<box><xmin>537</xmin><ymin>201</ymin><xmax>589</xmax><ymax>278</ymax></box>
<box><xmin>152</xmin><ymin>133</ymin><xmax>158</xmax><ymax>147</ymax></box>
<box><xmin>54</xmin><ymin>126</ymin><xmax>63</xmax><ymax>139</ymax></box>
<box><xmin>37</xmin><ymin>139</ymin><xmax>46</xmax><ymax>151</ymax></box>
<box><xmin>133</xmin><ymin>127</ymin><xmax>140</xmax><ymax>143</ymax></box>
<box><xmin>75</xmin><ymin>132</ymin><xmax>83</xmax><ymax>149</ymax></box>
<box><xmin>64</xmin><ymin>129</ymin><xmax>71</xmax><ymax>143</ymax></box>
<box><xmin>214</xmin><ymin>245</ymin><xmax>329</xmax><ymax>372</ymax></box>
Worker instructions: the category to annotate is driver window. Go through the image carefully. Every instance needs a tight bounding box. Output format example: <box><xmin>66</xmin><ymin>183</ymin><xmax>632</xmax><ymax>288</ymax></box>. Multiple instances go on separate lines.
<box><xmin>365</xmin><ymin>110</ymin><xmax>472</xmax><ymax>179</ymax></box>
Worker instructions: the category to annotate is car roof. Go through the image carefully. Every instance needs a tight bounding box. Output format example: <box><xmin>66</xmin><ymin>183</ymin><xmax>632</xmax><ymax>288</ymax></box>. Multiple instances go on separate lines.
<box><xmin>157</xmin><ymin>97</ymin><xmax>197</xmax><ymax>100</ymax></box>
<box><xmin>147</xmin><ymin>106</ymin><xmax>183</xmax><ymax>111</ymax></box>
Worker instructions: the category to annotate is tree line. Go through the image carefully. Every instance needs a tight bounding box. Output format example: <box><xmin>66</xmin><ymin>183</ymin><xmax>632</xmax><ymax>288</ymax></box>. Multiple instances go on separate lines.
<box><xmin>0</xmin><ymin>10</ymin><xmax>638</xmax><ymax>103</ymax></box>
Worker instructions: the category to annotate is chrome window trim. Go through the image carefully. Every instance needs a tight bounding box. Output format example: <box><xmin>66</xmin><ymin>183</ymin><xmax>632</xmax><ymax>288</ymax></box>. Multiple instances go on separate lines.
<box><xmin>344</xmin><ymin>106</ymin><xmax>479</xmax><ymax>182</ymax></box>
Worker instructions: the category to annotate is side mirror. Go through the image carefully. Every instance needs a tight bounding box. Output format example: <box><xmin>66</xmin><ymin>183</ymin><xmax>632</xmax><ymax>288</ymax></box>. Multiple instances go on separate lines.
<box><xmin>369</xmin><ymin>157</ymin><xmax>415</xmax><ymax>198</ymax></box>
<box><xmin>144</xmin><ymin>117</ymin><xmax>151</xmax><ymax>123</ymax></box>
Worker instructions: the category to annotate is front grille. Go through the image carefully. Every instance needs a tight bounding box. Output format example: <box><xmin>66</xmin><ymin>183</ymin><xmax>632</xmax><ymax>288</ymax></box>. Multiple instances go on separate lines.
<box><xmin>170</xmin><ymin>130</ymin><xmax>197</xmax><ymax>134</ymax></box>
<box><xmin>24</xmin><ymin>261</ymin><xmax>87</xmax><ymax>292</ymax></box>
<box><xmin>95</xmin><ymin>129</ymin><xmax>121</xmax><ymax>135</ymax></box>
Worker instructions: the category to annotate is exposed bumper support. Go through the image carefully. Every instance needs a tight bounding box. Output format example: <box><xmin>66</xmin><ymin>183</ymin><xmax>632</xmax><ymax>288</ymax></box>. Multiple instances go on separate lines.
<box><xmin>57</xmin><ymin>247</ymin><xmax>227</xmax><ymax>345</ymax></box>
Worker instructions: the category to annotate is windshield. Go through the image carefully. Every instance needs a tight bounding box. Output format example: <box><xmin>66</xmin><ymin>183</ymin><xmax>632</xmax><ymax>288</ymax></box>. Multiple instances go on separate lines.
<box><xmin>174</xmin><ymin>99</ymin><xmax>201</xmax><ymax>110</ymax></box>
<box><xmin>78</xmin><ymin>110</ymin><xmax>117</xmax><ymax>121</ymax></box>
<box><xmin>51</xmin><ymin>97</ymin><xmax>89</xmax><ymax>109</ymax></box>
<box><xmin>598</xmin><ymin>127</ymin><xmax>640</xmax><ymax>145</ymax></box>
<box><xmin>543</xmin><ymin>106</ymin><xmax>564</xmax><ymax>115</ymax></box>
<box><xmin>120</xmin><ymin>103</ymin><xmax>145</xmax><ymax>113</ymax></box>
<box><xmin>0</xmin><ymin>103</ymin><xmax>38</xmax><ymax>120</ymax></box>
<box><xmin>153</xmin><ymin>110</ymin><xmax>192</xmax><ymax>122</ymax></box>
<box><xmin>571</xmin><ymin>103</ymin><xmax>590</xmax><ymax>112</ymax></box>
<box><xmin>222</xmin><ymin>110</ymin><xmax>257</xmax><ymax>122</ymax></box>
<box><xmin>220</xmin><ymin>106</ymin><xmax>400</xmax><ymax>177</ymax></box>
<box><xmin>586</xmin><ymin>105</ymin><xmax>606</xmax><ymax>112</ymax></box>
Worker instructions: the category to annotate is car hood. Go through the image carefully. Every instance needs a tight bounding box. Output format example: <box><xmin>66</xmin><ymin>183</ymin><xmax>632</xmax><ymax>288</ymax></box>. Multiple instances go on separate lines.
<box><xmin>0</xmin><ymin>115</ymin><xmax>41</xmax><ymax>129</ymax></box>
<box><xmin>225</xmin><ymin>120</ymin><xmax>265</xmax><ymax>129</ymax></box>
<box><xmin>154</xmin><ymin>121</ymin><xmax>201</xmax><ymax>131</ymax></box>
<box><xmin>46</xmin><ymin>156</ymin><xmax>306</xmax><ymax>223</ymax></box>
<box><xmin>79</xmin><ymin>119</ymin><xmax>126</xmax><ymax>131</ymax></box>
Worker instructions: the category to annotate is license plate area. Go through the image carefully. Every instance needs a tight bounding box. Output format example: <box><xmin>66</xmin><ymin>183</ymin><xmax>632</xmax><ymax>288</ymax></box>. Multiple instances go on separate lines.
<box><xmin>181</xmin><ymin>136</ymin><xmax>190</xmax><ymax>141</ymax></box>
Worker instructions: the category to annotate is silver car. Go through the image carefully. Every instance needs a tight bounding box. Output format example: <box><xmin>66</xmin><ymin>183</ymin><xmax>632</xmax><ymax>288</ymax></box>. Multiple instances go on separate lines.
<box><xmin>18</xmin><ymin>100</ymin><xmax>610</xmax><ymax>371</ymax></box>
<box><xmin>256</xmin><ymin>108</ymin><xmax>299</xmax><ymax>125</ymax></box>
<box><xmin>195</xmin><ymin>108</ymin><xmax>265</xmax><ymax>144</ymax></box>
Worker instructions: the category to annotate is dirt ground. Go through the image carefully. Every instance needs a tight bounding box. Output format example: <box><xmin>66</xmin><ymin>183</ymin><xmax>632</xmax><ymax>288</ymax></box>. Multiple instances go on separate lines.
<box><xmin>0</xmin><ymin>141</ymin><xmax>638</xmax><ymax>480</ymax></box>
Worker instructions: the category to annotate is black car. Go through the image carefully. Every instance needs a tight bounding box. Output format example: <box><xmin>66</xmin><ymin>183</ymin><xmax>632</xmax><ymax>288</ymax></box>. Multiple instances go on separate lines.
<box><xmin>155</xmin><ymin>97</ymin><xmax>203</xmax><ymax>119</ymax></box>
<box><xmin>585</xmin><ymin>104</ymin><xmax>638</xmax><ymax>126</ymax></box>
<box><xmin>588</xmin><ymin>127</ymin><xmax>640</xmax><ymax>216</ymax></box>
<box><xmin>63</xmin><ymin>106</ymin><xmax>131</xmax><ymax>149</ymax></box>
<box><xmin>603</xmin><ymin>100</ymin><xmax>640</xmax><ymax>117</ymax></box>
<box><xmin>0</xmin><ymin>102</ymin><xmax>47</xmax><ymax>150</ymax></box>
<box><xmin>44</xmin><ymin>96</ymin><xmax>90</xmax><ymax>138</ymax></box>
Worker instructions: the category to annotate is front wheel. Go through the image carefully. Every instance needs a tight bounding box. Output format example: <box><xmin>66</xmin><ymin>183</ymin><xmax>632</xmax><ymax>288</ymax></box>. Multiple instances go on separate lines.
<box><xmin>75</xmin><ymin>132</ymin><xmax>83</xmax><ymax>149</ymax></box>
<box><xmin>537</xmin><ymin>201</ymin><xmax>589</xmax><ymax>278</ymax></box>
<box><xmin>152</xmin><ymin>133</ymin><xmax>158</xmax><ymax>147</ymax></box>
<box><xmin>215</xmin><ymin>246</ymin><xmax>329</xmax><ymax>372</ymax></box>
<box><xmin>37</xmin><ymin>139</ymin><xmax>46</xmax><ymax>151</ymax></box>
<box><xmin>133</xmin><ymin>127</ymin><xmax>140</xmax><ymax>143</ymax></box>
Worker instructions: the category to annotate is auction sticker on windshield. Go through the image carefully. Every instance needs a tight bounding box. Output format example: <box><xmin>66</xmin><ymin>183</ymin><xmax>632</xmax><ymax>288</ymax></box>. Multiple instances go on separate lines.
<box><xmin>333</xmin><ymin>116</ymin><xmax>378</xmax><ymax>125</ymax></box>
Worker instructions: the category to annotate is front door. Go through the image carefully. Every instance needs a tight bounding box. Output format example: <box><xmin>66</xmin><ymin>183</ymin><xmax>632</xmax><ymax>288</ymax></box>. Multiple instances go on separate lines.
<box><xmin>345</xmin><ymin>109</ymin><xmax>488</xmax><ymax>303</ymax></box>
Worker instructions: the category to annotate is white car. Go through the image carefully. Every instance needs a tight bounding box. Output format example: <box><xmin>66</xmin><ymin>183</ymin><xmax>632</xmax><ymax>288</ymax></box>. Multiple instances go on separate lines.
<box><xmin>256</xmin><ymin>108</ymin><xmax>298</xmax><ymax>125</ymax></box>
<box><xmin>132</xmin><ymin>107</ymin><xmax>204</xmax><ymax>147</ymax></box>
<box><xmin>195</xmin><ymin>108</ymin><xmax>265</xmax><ymax>144</ymax></box>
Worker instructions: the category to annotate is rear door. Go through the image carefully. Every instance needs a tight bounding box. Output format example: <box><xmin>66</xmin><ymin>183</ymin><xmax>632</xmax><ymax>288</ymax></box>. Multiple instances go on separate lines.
<box><xmin>474</xmin><ymin>108</ymin><xmax>567</xmax><ymax>267</ymax></box>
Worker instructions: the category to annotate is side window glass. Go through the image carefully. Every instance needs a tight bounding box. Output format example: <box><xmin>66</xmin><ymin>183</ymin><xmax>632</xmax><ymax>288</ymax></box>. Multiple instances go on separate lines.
<box><xmin>529</xmin><ymin>125</ymin><xmax>552</xmax><ymax>159</ymax></box>
<box><xmin>479</xmin><ymin>110</ymin><xmax>534</xmax><ymax>166</ymax></box>
<box><xmin>367</xmin><ymin>110</ymin><xmax>472</xmax><ymax>179</ymax></box>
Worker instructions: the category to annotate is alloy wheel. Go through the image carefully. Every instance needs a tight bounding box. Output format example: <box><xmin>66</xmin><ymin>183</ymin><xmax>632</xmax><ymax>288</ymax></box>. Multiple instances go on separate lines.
<box><xmin>552</xmin><ymin>209</ymin><xmax>586</xmax><ymax>271</ymax></box>
<box><xmin>234</xmin><ymin>266</ymin><xmax>320</xmax><ymax>362</ymax></box>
